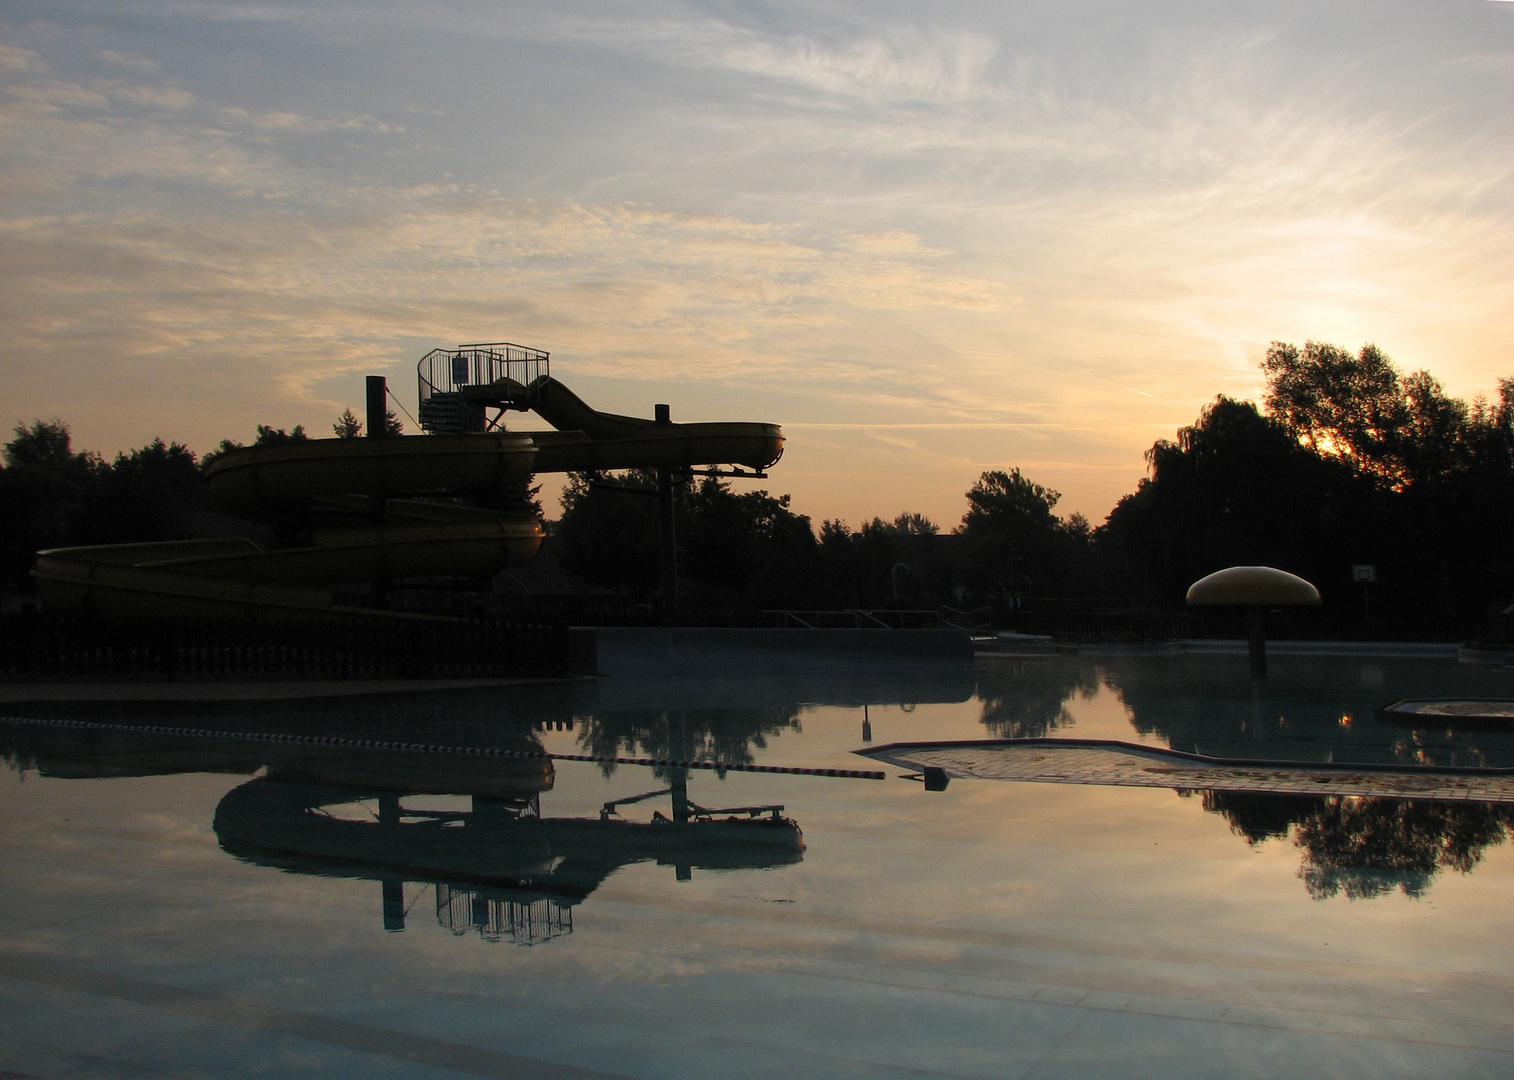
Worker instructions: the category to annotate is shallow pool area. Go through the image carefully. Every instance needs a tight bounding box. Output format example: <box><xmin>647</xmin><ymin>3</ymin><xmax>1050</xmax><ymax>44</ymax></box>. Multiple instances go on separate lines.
<box><xmin>3</xmin><ymin>653</ymin><xmax>1514</xmax><ymax>1078</ymax></box>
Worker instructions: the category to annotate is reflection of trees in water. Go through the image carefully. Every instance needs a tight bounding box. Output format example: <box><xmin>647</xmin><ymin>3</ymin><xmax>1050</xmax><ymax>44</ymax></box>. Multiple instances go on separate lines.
<box><xmin>1201</xmin><ymin>791</ymin><xmax>1514</xmax><ymax>900</ymax></box>
<box><xmin>976</xmin><ymin>659</ymin><xmax>1099</xmax><ymax>738</ymax></box>
<box><xmin>1104</xmin><ymin>658</ymin><xmax>1364</xmax><ymax>755</ymax></box>
<box><xmin>575</xmin><ymin>708</ymin><xmax>803</xmax><ymax>781</ymax></box>
<box><xmin>1098</xmin><ymin>656</ymin><xmax>1514</xmax><ymax>767</ymax></box>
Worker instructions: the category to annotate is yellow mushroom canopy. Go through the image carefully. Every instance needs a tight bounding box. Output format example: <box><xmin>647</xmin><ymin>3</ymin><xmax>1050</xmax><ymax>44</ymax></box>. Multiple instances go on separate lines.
<box><xmin>1185</xmin><ymin>566</ymin><xmax>1321</xmax><ymax>606</ymax></box>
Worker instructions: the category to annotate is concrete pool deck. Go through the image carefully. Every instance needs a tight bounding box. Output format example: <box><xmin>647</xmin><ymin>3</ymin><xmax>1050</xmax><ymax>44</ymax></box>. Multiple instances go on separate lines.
<box><xmin>977</xmin><ymin>636</ymin><xmax>1471</xmax><ymax>658</ymax></box>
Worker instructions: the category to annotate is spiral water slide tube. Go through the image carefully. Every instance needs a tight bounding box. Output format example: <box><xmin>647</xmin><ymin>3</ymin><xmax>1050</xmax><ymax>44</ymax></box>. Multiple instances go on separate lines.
<box><xmin>31</xmin><ymin>375</ymin><xmax>784</xmax><ymax>620</ymax></box>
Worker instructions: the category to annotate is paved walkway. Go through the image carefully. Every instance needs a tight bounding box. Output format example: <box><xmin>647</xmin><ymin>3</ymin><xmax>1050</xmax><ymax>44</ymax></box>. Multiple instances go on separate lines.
<box><xmin>1382</xmin><ymin>698</ymin><xmax>1514</xmax><ymax>720</ymax></box>
<box><xmin>860</xmin><ymin>739</ymin><xmax>1514</xmax><ymax>803</ymax></box>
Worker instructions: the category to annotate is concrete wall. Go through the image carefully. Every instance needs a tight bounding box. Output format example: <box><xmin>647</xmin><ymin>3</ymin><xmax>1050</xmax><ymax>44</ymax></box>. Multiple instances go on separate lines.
<box><xmin>568</xmin><ymin>627</ymin><xmax>974</xmax><ymax>677</ymax></box>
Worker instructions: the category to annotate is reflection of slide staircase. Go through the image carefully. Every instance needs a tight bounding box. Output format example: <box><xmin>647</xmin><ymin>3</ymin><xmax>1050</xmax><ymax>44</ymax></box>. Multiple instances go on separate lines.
<box><xmin>31</xmin><ymin>341</ymin><xmax>784</xmax><ymax>620</ymax></box>
<box><xmin>213</xmin><ymin>774</ymin><xmax>804</xmax><ymax>938</ymax></box>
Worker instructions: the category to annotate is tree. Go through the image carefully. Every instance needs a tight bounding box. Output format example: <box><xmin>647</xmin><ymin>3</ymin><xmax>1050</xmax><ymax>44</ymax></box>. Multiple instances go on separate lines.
<box><xmin>4</xmin><ymin>419</ymin><xmax>84</xmax><ymax>472</ymax></box>
<box><xmin>884</xmin><ymin>512</ymin><xmax>939</xmax><ymax>536</ymax></box>
<box><xmin>332</xmin><ymin>409</ymin><xmax>363</xmax><ymax>438</ymax></box>
<box><xmin>0</xmin><ymin>420</ymin><xmax>104</xmax><ymax>587</ymax></box>
<box><xmin>1096</xmin><ymin>397</ymin><xmax>1363</xmax><ymax>606</ymax></box>
<box><xmin>254</xmin><ymin>424</ymin><xmax>309</xmax><ymax>445</ymax></box>
<box><xmin>1261</xmin><ymin>340</ymin><xmax>1484</xmax><ymax>493</ymax></box>
<box><xmin>962</xmin><ymin>469</ymin><xmax>1062</xmax><ymax>534</ymax></box>
<box><xmin>1260</xmin><ymin>342</ymin><xmax>1514</xmax><ymax>619</ymax></box>
<box><xmin>554</xmin><ymin>470</ymin><xmax>821</xmax><ymax>607</ymax></box>
<box><xmin>958</xmin><ymin>469</ymin><xmax>1088</xmax><ymax>601</ymax></box>
<box><xmin>332</xmin><ymin>407</ymin><xmax>403</xmax><ymax>439</ymax></box>
<box><xmin>555</xmin><ymin>470</ymin><xmax>661</xmax><ymax>597</ymax></box>
<box><xmin>679</xmin><ymin>477</ymin><xmax>819</xmax><ymax>608</ymax></box>
<box><xmin>91</xmin><ymin>438</ymin><xmax>208</xmax><ymax>543</ymax></box>
<box><xmin>0</xmin><ymin>422</ymin><xmax>210</xmax><ymax>589</ymax></box>
<box><xmin>1261</xmin><ymin>341</ymin><xmax>1405</xmax><ymax>479</ymax></box>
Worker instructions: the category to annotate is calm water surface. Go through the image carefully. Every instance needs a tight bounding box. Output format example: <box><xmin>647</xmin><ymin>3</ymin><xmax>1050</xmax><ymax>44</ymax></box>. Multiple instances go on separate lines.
<box><xmin>3</xmin><ymin>654</ymin><xmax>1513</xmax><ymax>1078</ymax></box>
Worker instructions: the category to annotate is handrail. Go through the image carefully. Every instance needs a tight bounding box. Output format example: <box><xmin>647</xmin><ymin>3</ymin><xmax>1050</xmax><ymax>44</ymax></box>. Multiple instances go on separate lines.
<box><xmin>764</xmin><ymin>609</ymin><xmax>944</xmax><ymax>630</ymax></box>
<box><xmin>417</xmin><ymin>342</ymin><xmax>550</xmax><ymax>433</ymax></box>
<box><xmin>940</xmin><ymin>606</ymin><xmax>994</xmax><ymax>635</ymax></box>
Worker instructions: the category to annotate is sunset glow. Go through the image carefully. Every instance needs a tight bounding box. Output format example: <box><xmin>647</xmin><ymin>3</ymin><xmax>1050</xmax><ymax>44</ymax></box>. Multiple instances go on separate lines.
<box><xmin>3</xmin><ymin>2</ymin><xmax>1511</xmax><ymax>525</ymax></box>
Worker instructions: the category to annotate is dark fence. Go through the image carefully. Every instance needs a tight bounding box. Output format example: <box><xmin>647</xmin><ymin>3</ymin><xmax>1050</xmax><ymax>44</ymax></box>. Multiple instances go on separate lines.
<box><xmin>0</xmin><ymin>615</ymin><xmax>570</xmax><ymax>680</ymax></box>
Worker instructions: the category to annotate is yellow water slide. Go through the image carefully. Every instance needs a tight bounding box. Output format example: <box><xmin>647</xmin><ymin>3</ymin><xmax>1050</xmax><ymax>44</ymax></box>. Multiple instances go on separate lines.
<box><xmin>32</xmin><ymin>345</ymin><xmax>783</xmax><ymax>619</ymax></box>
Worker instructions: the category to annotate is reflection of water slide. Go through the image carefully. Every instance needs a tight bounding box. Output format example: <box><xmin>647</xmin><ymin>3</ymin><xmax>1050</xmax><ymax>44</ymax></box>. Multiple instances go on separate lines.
<box><xmin>32</xmin><ymin>344</ymin><xmax>783</xmax><ymax>619</ymax></box>
<box><xmin>0</xmin><ymin>714</ymin><xmax>800</xmax><ymax>944</ymax></box>
<box><xmin>214</xmin><ymin>776</ymin><xmax>803</xmax><ymax>942</ymax></box>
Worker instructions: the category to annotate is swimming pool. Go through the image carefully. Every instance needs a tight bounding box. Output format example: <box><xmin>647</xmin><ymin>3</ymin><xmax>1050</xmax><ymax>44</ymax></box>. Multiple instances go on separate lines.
<box><xmin>2</xmin><ymin>652</ymin><xmax>1512</xmax><ymax>1077</ymax></box>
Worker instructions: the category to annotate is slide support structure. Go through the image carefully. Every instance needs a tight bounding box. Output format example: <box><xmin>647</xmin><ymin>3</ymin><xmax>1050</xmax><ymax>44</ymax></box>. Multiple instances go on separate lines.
<box><xmin>655</xmin><ymin>403</ymin><xmax>679</xmax><ymax>616</ymax></box>
<box><xmin>367</xmin><ymin>374</ymin><xmax>390</xmax><ymax>606</ymax></box>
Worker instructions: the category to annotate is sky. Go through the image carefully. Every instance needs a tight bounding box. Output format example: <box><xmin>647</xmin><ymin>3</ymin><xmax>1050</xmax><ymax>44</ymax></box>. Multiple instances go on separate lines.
<box><xmin>2</xmin><ymin>1</ymin><xmax>1511</xmax><ymax>527</ymax></box>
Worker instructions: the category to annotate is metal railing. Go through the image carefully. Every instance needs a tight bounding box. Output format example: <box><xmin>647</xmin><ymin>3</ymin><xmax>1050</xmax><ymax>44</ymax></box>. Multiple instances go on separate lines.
<box><xmin>416</xmin><ymin>342</ymin><xmax>549</xmax><ymax>433</ymax></box>
<box><xmin>766</xmin><ymin>609</ymin><xmax>944</xmax><ymax>630</ymax></box>
<box><xmin>436</xmin><ymin>886</ymin><xmax>573</xmax><ymax>946</ymax></box>
<box><xmin>0</xmin><ymin>615</ymin><xmax>570</xmax><ymax>680</ymax></box>
<box><xmin>940</xmin><ymin>606</ymin><xmax>994</xmax><ymax>635</ymax></box>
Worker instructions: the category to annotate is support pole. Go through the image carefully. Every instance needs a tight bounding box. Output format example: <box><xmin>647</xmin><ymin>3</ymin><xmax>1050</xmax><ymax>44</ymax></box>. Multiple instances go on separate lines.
<box><xmin>366</xmin><ymin>375</ymin><xmax>387</xmax><ymax>439</ymax></box>
<box><xmin>655</xmin><ymin>403</ymin><xmax>678</xmax><ymax>616</ymax></box>
<box><xmin>382</xmin><ymin>879</ymin><xmax>405</xmax><ymax>932</ymax></box>
<box><xmin>670</xmin><ymin>765</ymin><xmax>691</xmax><ymax>881</ymax></box>
<box><xmin>378</xmin><ymin>792</ymin><xmax>404</xmax><ymax>930</ymax></box>
<box><xmin>1246</xmin><ymin>604</ymin><xmax>1268</xmax><ymax>679</ymax></box>
<box><xmin>366</xmin><ymin>375</ymin><xmax>390</xmax><ymax>606</ymax></box>
<box><xmin>366</xmin><ymin>376</ymin><xmax>388</xmax><ymax>523</ymax></box>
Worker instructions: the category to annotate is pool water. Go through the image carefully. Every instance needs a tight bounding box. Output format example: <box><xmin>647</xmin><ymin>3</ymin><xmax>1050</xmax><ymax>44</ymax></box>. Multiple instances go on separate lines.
<box><xmin>3</xmin><ymin>653</ymin><xmax>1514</xmax><ymax>1078</ymax></box>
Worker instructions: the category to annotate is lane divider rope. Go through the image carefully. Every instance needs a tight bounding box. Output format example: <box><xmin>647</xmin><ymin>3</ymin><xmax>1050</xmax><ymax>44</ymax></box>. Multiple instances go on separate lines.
<box><xmin>0</xmin><ymin>715</ymin><xmax>886</xmax><ymax>780</ymax></box>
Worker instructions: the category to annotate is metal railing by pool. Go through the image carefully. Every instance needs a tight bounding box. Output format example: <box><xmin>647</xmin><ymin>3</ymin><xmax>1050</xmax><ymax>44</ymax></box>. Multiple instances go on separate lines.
<box><xmin>0</xmin><ymin>615</ymin><xmax>570</xmax><ymax>680</ymax></box>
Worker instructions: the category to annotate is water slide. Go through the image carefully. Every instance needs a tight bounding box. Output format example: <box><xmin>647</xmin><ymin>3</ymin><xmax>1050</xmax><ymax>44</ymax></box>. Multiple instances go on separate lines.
<box><xmin>32</xmin><ymin>357</ymin><xmax>783</xmax><ymax>619</ymax></box>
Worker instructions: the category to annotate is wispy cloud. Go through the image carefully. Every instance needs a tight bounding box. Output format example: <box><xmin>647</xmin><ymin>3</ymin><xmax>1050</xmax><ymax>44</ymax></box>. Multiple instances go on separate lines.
<box><xmin>1</xmin><ymin>1</ymin><xmax>1511</xmax><ymax>527</ymax></box>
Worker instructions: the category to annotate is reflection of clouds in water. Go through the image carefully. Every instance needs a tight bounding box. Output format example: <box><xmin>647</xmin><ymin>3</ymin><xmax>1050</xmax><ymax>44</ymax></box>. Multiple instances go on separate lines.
<box><xmin>1200</xmin><ymin>791</ymin><xmax>1514</xmax><ymax>901</ymax></box>
<box><xmin>1096</xmin><ymin>656</ymin><xmax>1514</xmax><ymax>768</ymax></box>
<box><xmin>976</xmin><ymin>658</ymin><xmax>1099</xmax><ymax>738</ymax></box>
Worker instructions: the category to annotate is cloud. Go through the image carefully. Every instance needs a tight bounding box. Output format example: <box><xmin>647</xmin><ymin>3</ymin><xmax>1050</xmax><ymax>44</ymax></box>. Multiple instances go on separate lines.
<box><xmin>96</xmin><ymin>48</ymin><xmax>162</xmax><ymax>74</ymax></box>
<box><xmin>0</xmin><ymin>177</ymin><xmax>1018</xmax><ymax>442</ymax></box>
<box><xmin>681</xmin><ymin>22</ymin><xmax>1003</xmax><ymax>105</ymax></box>
<box><xmin>0</xmin><ymin>42</ymin><xmax>50</xmax><ymax>74</ymax></box>
<box><xmin>1</xmin><ymin>1</ymin><xmax>1512</xmax><ymax>527</ymax></box>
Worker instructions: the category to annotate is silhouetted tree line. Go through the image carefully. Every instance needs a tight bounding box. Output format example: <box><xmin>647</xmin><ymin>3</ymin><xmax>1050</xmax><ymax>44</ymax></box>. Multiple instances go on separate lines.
<box><xmin>555</xmin><ymin>342</ymin><xmax>1513</xmax><ymax>624</ymax></box>
<box><xmin>0</xmin><ymin>420</ymin><xmax>211</xmax><ymax>590</ymax></box>
<box><xmin>1100</xmin><ymin>342</ymin><xmax>1514</xmax><ymax>623</ymax></box>
<box><xmin>0</xmin><ymin>414</ymin><xmax>398</xmax><ymax>593</ymax></box>
<box><xmin>5</xmin><ymin>340</ymin><xmax>1511</xmax><ymax>625</ymax></box>
<box><xmin>551</xmin><ymin>466</ymin><xmax>1091</xmax><ymax>613</ymax></box>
